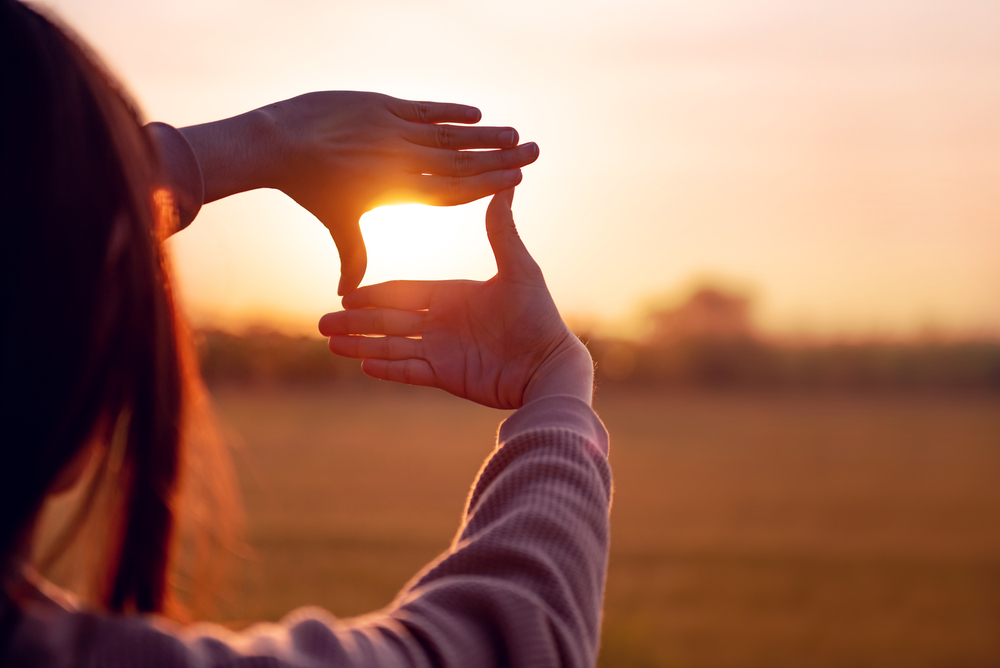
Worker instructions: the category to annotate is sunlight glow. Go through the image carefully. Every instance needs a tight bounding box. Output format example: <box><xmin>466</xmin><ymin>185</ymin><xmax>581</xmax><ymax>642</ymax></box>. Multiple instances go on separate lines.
<box><xmin>358</xmin><ymin>201</ymin><xmax>498</xmax><ymax>287</ymax></box>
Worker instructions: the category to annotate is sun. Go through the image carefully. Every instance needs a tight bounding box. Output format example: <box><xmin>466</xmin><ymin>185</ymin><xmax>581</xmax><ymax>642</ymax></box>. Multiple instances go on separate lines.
<box><xmin>358</xmin><ymin>201</ymin><xmax>498</xmax><ymax>286</ymax></box>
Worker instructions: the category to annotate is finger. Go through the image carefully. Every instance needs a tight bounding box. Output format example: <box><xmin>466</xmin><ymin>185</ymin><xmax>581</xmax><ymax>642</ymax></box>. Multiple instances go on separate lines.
<box><xmin>486</xmin><ymin>188</ymin><xmax>541</xmax><ymax>279</ymax></box>
<box><xmin>326</xmin><ymin>219</ymin><xmax>368</xmax><ymax>296</ymax></box>
<box><xmin>412</xmin><ymin>143</ymin><xmax>539</xmax><ymax>178</ymax></box>
<box><xmin>412</xmin><ymin>169</ymin><xmax>523</xmax><ymax>207</ymax></box>
<box><xmin>389</xmin><ymin>98</ymin><xmax>481</xmax><ymax>124</ymax></box>
<box><xmin>327</xmin><ymin>335</ymin><xmax>424</xmax><ymax>360</ymax></box>
<box><xmin>319</xmin><ymin>308</ymin><xmax>426</xmax><ymax>337</ymax></box>
<box><xmin>361</xmin><ymin>358</ymin><xmax>436</xmax><ymax>387</ymax></box>
<box><xmin>405</xmin><ymin>124</ymin><xmax>520</xmax><ymax>149</ymax></box>
<box><xmin>341</xmin><ymin>280</ymin><xmax>437</xmax><ymax>310</ymax></box>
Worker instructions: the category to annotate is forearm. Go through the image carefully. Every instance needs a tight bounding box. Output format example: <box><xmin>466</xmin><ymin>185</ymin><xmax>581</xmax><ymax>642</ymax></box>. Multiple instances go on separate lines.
<box><xmin>28</xmin><ymin>399</ymin><xmax>610</xmax><ymax>668</ymax></box>
<box><xmin>393</xmin><ymin>397</ymin><xmax>612</xmax><ymax>667</ymax></box>
<box><xmin>147</xmin><ymin>112</ymin><xmax>280</xmax><ymax>231</ymax></box>
<box><xmin>178</xmin><ymin>107</ymin><xmax>282</xmax><ymax>203</ymax></box>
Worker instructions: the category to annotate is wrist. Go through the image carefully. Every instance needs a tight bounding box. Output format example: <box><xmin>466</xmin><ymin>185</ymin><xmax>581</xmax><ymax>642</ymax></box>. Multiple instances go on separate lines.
<box><xmin>522</xmin><ymin>335</ymin><xmax>594</xmax><ymax>407</ymax></box>
<box><xmin>179</xmin><ymin>107</ymin><xmax>281</xmax><ymax>203</ymax></box>
<box><xmin>146</xmin><ymin>122</ymin><xmax>204</xmax><ymax>232</ymax></box>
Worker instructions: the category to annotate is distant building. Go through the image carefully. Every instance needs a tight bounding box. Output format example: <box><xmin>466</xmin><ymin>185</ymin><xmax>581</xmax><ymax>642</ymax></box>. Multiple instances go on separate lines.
<box><xmin>647</xmin><ymin>287</ymin><xmax>755</xmax><ymax>344</ymax></box>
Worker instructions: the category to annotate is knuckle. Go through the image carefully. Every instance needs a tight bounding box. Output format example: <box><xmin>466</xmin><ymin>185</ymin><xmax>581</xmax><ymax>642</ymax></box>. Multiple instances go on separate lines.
<box><xmin>373</xmin><ymin>309</ymin><xmax>386</xmax><ymax>334</ymax></box>
<box><xmin>452</xmin><ymin>151</ymin><xmax>477</xmax><ymax>176</ymax></box>
<box><xmin>501</xmin><ymin>149</ymin><xmax>521</xmax><ymax>168</ymax></box>
<box><xmin>415</xmin><ymin>102</ymin><xmax>431</xmax><ymax>122</ymax></box>
<box><xmin>442</xmin><ymin>177</ymin><xmax>464</xmax><ymax>203</ymax></box>
<box><xmin>435</xmin><ymin>125</ymin><xmax>455</xmax><ymax>148</ymax></box>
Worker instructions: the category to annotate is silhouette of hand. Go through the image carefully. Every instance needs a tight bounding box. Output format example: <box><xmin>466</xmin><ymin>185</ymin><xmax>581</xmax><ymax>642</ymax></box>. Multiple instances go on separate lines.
<box><xmin>267</xmin><ymin>92</ymin><xmax>538</xmax><ymax>294</ymax></box>
<box><xmin>180</xmin><ymin>92</ymin><xmax>538</xmax><ymax>295</ymax></box>
<box><xmin>318</xmin><ymin>189</ymin><xmax>593</xmax><ymax>409</ymax></box>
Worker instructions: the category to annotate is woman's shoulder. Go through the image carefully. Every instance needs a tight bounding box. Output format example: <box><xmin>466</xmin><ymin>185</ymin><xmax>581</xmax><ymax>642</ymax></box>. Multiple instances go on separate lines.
<box><xmin>5</xmin><ymin>577</ymin><xmax>191</xmax><ymax>668</ymax></box>
<box><xmin>6</xmin><ymin>579</ymin><xmax>400</xmax><ymax>668</ymax></box>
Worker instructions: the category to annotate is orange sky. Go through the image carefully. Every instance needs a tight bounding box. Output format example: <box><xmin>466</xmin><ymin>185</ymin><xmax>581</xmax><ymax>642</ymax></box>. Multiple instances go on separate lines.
<box><xmin>44</xmin><ymin>0</ymin><xmax>1000</xmax><ymax>338</ymax></box>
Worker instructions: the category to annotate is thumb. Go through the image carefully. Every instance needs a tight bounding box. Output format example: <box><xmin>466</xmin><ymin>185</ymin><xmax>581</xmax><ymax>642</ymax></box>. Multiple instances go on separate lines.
<box><xmin>486</xmin><ymin>188</ymin><xmax>539</xmax><ymax>280</ymax></box>
<box><xmin>330</xmin><ymin>219</ymin><xmax>368</xmax><ymax>296</ymax></box>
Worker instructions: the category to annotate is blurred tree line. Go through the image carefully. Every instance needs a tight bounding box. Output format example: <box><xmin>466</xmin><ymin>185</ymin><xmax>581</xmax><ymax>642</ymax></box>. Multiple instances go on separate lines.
<box><xmin>586</xmin><ymin>288</ymin><xmax>1000</xmax><ymax>391</ymax></box>
<box><xmin>196</xmin><ymin>328</ymin><xmax>359</xmax><ymax>386</ymax></box>
<box><xmin>196</xmin><ymin>289</ymin><xmax>1000</xmax><ymax>391</ymax></box>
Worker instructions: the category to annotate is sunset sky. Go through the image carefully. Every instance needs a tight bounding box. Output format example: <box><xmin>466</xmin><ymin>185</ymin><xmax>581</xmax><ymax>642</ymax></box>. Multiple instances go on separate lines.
<box><xmin>44</xmin><ymin>0</ymin><xmax>1000</xmax><ymax>338</ymax></box>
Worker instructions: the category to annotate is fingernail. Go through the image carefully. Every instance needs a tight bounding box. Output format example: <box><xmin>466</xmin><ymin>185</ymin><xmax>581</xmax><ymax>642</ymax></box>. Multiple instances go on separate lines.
<box><xmin>499</xmin><ymin>129</ymin><xmax>517</xmax><ymax>146</ymax></box>
<box><xmin>504</xmin><ymin>169</ymin><xmax>522</xmax><ymax>184</ymax></box>
<box><xmin>526</xmin><ymin>142</ymin><xmax>539</xmax><ymax>157</ymax></box>
<box><xmin>466</xmin><ymin>108</ymin><xmax>481</xmax><ymax>122</ymax></box>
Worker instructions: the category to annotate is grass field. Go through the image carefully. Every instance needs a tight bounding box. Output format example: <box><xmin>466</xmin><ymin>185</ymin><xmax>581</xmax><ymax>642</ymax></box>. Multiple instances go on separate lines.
<box><xmin>206</xmin><ymin>382</ymin><xmax>1000</xmax><ymax>668</ymax></box>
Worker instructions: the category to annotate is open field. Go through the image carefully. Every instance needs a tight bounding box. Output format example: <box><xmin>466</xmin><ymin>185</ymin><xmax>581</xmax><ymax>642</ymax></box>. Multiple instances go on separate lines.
<box><xmin>206</xmin><ymin>383</ymin><xmax>1000</xmax><ymax>668</ymax></box>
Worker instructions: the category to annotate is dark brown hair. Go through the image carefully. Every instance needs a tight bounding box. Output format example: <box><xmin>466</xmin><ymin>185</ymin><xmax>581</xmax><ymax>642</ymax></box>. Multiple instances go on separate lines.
<box><xmin>0</xmin><ymin>0</ymin><xmax>195</xmax><ymax>614</ymax></box>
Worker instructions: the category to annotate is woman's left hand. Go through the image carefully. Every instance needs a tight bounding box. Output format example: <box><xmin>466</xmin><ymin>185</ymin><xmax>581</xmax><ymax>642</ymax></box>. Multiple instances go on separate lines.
<box><xmin>181</xmin><ymin>92</ymin><xmax>539</xmax><ymax>295</ymax></box>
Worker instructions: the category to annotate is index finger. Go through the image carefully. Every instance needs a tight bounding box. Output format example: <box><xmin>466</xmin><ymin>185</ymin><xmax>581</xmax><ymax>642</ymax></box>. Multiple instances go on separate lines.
<box><xmin>389</xmin><ymin>98</ymin><xmax>481</xmax><ymax>124</ymax></box>
<box><xmin>342</xmin><ymin>280</ymin><xmax>437</xmax><ymax>310</ymax></box>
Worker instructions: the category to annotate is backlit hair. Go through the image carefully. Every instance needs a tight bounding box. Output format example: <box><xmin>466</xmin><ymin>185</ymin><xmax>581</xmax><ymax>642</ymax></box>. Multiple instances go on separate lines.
<box><xmin>0</xmin><ymin>0</ymin><xmax>232</xmax><ymax>616</ymax></box>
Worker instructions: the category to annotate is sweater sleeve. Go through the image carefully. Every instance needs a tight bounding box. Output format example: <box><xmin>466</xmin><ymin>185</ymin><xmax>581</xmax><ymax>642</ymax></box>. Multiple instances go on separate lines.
<box><xmin>10</xmin><ymin>396</ymin><xmax>611</xmax><ymax>668</ymax></box>
<box><xmin>146</xmin><ymin>121</ymin><xmax>204</xmax><ymax>234</ymax></box>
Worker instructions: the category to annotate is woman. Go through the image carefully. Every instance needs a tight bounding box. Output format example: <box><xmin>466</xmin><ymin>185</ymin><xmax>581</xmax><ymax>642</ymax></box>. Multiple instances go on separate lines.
<box><xmin>0</xmin><ymin>2</ymin><xmax>611</xmax><ymax>667</ymax></box>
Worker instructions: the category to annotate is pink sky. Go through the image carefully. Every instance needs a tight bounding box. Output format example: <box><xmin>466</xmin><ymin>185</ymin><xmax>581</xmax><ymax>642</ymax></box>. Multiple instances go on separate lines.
<box><xmin>44</xmin><ymin>0</ymin><xmax>1000</xmax><ymax>338</ymax></box>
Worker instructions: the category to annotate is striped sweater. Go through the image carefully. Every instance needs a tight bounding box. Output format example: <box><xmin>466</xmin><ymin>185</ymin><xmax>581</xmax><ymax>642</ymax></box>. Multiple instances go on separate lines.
<box><xmin>3</xmin><ymin>395</ymin><xmax>611</xmax><ymax>668</ymax></box>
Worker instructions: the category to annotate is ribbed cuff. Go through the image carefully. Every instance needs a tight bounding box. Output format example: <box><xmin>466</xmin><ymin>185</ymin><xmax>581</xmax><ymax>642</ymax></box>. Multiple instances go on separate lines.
<box><xmin>498</xmin><ymin>395</ymin><xmax>609</xmax><ymax>457</ymax></box>
<box><xmin>146</xmin><ymin>121</ymin><xmax>204</xmax><ymax>234</ymax></box>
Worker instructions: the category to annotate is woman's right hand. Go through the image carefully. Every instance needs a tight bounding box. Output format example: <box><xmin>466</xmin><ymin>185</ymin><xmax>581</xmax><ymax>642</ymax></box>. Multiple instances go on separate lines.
<box><xmin>318</xmin><ymin>189</ymin><xmax>594</xmax><ymax>409</ymax></box>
